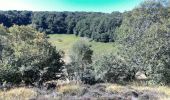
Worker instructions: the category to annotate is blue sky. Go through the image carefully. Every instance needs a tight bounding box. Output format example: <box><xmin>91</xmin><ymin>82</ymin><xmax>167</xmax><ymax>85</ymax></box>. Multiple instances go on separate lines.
<box><xmin>0</xmin><ymin>0</ymin><xmax>144</xmax><ymax>13</ymax></box>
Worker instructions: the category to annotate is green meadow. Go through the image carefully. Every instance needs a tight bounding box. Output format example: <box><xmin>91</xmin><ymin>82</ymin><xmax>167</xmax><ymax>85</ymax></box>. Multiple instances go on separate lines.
<box><xmin>48</xmin><ymin>34</ymin><xmax>118</xmax><ymax>56</ymax></box>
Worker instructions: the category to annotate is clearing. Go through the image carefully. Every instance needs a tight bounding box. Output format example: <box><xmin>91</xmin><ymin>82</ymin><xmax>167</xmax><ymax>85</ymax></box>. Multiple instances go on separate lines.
<box><xmin>48</xmin><ymin>34</ymin><xmax>119</xmax><ymax>63</ymax></box>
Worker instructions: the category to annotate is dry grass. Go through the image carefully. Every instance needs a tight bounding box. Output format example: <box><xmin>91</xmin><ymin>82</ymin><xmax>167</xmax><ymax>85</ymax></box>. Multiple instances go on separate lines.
<box><xmin>105</xmin><ymin>84</ymin><xmax>125</xmax><ymax>93</ymax></box>
<box><xmin>132</xmin><ymin>86</ymin><xmax>170</xmax><ymax>96</ymax></box>
<box><xmin>0</xmin><ymin>87</ymin><xmax>37</xmax><ymax>100</ymax></box>
<box><xmin>106</xmin><ymin>83</ymin><xmax>170</xmax><ymax>96</ymax></box>
<box><xmin>105</xmin><ymin>84</ymin><xmax>170</xmax><ymax>100</ymax></box>
<box><xmin>57</xmin><ymin>83</ymin><xmax>84</xmax><ymax>95</ymax></box>
<box><xmin>132</xmin><ymin>86</ymin><xmax>170</xmax><ymax>100</ymax></box>
<box><xmin>0</xmin><ymin>83</ymin><xmax>169</xmax><ymax>100</ymax></box>
<box><xmin>159</xmin><ymin>97</ymin><xmax>170</xmax><ymax>100</ymax></box>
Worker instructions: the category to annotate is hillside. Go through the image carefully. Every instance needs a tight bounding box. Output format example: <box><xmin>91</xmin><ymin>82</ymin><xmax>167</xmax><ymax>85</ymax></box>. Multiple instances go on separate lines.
<box><xmin>0</xmin><ymin>0</ymin><xmax>170</xmax><ymax>100</ymax></box>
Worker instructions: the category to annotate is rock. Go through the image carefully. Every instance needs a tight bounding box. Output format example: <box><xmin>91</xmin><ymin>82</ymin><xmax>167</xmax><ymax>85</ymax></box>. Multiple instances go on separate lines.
<box><xmin>135</xmin><ymin>71</ymin><xmax>148</xmax><ymax>80</ymax></box>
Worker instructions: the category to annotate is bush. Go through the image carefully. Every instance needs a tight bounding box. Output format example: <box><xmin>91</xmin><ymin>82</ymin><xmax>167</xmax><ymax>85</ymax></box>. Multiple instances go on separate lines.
<box><xmin>93</xmin><ymin>54</ymin><xmax>135</xmax><ymax>84</ymax></box>
<box><xmin>0</xmin><ymin>25</ymin><xmax>64</xmax><ymax>85</ymax></box>
<box><xmin>68</xmin><ymin>39</ymin><xmax>94</xmax><ymax>84</ymax></box>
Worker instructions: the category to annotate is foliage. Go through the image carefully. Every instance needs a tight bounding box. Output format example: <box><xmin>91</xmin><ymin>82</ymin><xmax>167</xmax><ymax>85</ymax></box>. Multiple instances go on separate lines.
<box><xmin>68</xmin><ymin>39</ymin><xmax>94</xmax><ymax>83</ymax></box>
<box><xmin>74</xmin><ymin>12</ymin><xmax>122</xmax><ymax>42</ymax></box>
<box><xmin>0</xmin><ymin>11</ymin><xmax>122</xmax><ymax>42</ymax></box>
<box><xmin>93</xmin><ymin>54</ymin><xmax>135</xmax><ymax>84</ymax></box>
<box><xmin>70</xmin><ymin>39</ymin><xmax>93</xmax><ymax>65</ymax></box>
<box><xmin>116</xmin><ymin>1</ymin><xmax>170</xmax><ymax>84</ymax></box>
<box><xmin>0</xmin><ymin>0</ymin><xmax>170</xmax><ymax>86</ymax></box>
<box><xmin>0</xmin><ymin>25</ymin><xmax>64</xmax><ymax>85</ymax></box>
<box><xmin>0</xmin><ymin>11</ymin><xmax>32</xmax><ymax>27</ymax></box>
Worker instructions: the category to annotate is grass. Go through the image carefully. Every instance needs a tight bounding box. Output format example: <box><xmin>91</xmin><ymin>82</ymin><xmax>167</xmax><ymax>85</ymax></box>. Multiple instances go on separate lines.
<box><xmin>106</xmin><ymin>84</ymin><xmax>170</xmax><ymax>100</ymax></box>
<box><xmin>133</xmin><ymin>86</ymin><xmax>170</xmax><ymax>97</ymax></box>
<box><xmin>48</xmin><ymin>34</ymin><xmax>118</xmax><ymax>56</ymax></box>
<box><xmin>106</xmin><ymin>84</ymin><xmax>170</xmax><ymax>96</ymax></box>
<box><xmin>0</xmin><ymin>84</ymin><xmax>169</xmax><ymax>100</ymax></box>
<box><xmin>57</xmin><ymin>83</ymin><xmax>84</xmax><ymax>95</ymax></box>
<box><xmin>0</xmin><ymin>87</ymin><xmax>37</xmax><ymax>100</ymax></box>
<box><xmin>105</xmin><ymin>84</ymin><xmax>125</xmax><ymax>93</ymax></box>
<box><xmin>131</xmin><ymin>85</ymin><xmax>170</xmax><ymax>100</ymax></box>
<box><xmin>48</xmin><ymin>34</ymin><xmax>79</xmax><ymax>54</ymax></box>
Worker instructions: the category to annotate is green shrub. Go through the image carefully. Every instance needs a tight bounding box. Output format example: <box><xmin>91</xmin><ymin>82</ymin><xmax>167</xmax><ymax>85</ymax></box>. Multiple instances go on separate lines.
<box><xmin>68</xmin><ymin>39</ymin><xmax>94</xmax><ymax>83</ymax></box>
<box><xmin>93</xmin><ymin>54</ymin><xmax>135</xmax><ymax>84</ymax></box>
<box><xmin>0</xmin><ymin>25</ymin><xmax>64</xmax><ymax>85</ymax></box>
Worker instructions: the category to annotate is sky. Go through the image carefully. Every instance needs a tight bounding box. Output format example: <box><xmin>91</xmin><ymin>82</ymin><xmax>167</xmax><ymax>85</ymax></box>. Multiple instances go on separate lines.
<box><xmin>0</xmin><ymin>0</ymin><xmax>144</xmax><ymax>13</ymax></box>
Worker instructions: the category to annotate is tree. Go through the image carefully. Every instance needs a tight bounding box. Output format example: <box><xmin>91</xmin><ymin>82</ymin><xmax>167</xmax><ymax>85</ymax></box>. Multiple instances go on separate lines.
<box><xmin>68</xmin><ymin>39</ymin><xmax>93</xmax><ymax>82</ymax></box>
<box><xmin>0</xmin><ymin>11</ymin><xmax>123</xmax><ymax>42</ymax></box>
<box><xmin>117</xmin><ymin>14</ymin><xmax>170</xmax><ymax>85</ymax></box>
<box><xmin>0</xmin><ymin>11</ymin><xmax>32</xmax><ymax>27</ymax></box>
<box><xmin>0</xmin><ymin>25</ymin><xmax>64</xmax><ymax>85</ymax></box>
<box><xmin>74</xmin><ymin>13</ymin><xmax>122</xmax><ymax>42</ymax></box>
<box><xmin>115</xmin><ymin>0</ymin><xmax>170</xmax><ymax>84</ymax></box>
<box><xmin>147</xmin><ymin>0</ymin><xmax>170</xmax><ymax>7</ymax></box>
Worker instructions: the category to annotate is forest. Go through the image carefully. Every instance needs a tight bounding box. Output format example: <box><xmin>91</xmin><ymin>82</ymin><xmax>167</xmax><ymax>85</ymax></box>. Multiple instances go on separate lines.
<box><xmin>0</xmin><ymin>10</ymin><xmax>121</xmax><ymax>42</ymax></box>
<box><xmin>0</xmin><ymin>0</ymin><xmax>170</xmax><ymax>100</ymax></box>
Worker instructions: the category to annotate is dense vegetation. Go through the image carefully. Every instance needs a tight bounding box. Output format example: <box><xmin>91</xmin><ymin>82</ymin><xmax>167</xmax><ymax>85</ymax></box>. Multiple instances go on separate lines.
<box><xmin>116</xmin><ymin>1</ymin><xmax>170</xmax><ymax>84</ymax></box>
<box><xmin>0</xmin><ymin>0</ymin><xmax>170</xmax><ymax>87</ymax></box>
<box><xmin>0</xmin><ymin>11</ymin><xmax>122</xmax><ymax>42</ymax></box>
<box><xmin>0</xmin><ymin>25</ymin><xmax>64</xmax><ymax>85</ymax></box>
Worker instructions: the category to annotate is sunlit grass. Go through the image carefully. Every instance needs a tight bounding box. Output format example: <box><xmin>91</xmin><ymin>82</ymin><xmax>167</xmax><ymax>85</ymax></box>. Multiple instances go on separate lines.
<box><xmin>105</xmin><ymin>84</ymin><xmax>125</xmax><ymax>93</ymax></box>
<box><xmin>0</xmin><ymin>84</ymin><xmax>169</xmax><ymax>100</ymax></box>
<box><xmin>48</xmin><ymin>34</ymin><xmax>118</xmax><ymax>56</ymax></box>
<box><xmin>48</xmin><ymin>34</ymin><xmax>79</xmax><ymax>54</ymax></box>
<box><xmin>106</xmin><ymin>83</ymin><xmax>170</xmax><ymax>96</ymax></box>
<box><xmin>57</xmin><ymin>83</ymin><xmax>84</xmax><ymax>95</ymax></box>
<box><xmin>106</xmin><ymin>84</ymin><xmax>170</xmax><ymax>100</ymax></box>
<box><xmin>0</xmin><ymin>87</ymin><xmax>37</xmax><ymax>100</ymax></box>
<box><xmin>132</xmin><ymin>86</ymin><xmax>170</xmax><ymax>96</ymax></box>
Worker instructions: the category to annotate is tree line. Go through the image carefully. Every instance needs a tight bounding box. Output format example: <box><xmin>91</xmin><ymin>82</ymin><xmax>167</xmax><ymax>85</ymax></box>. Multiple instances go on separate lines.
<box><xmin>0</xmin><ymin>1</ymin><xmax>169</xmax><ymax>43</ymax></box>
<box><xmin>0</xmin><ymin>11</ymin><xmax>122</xmax><ymax>42</ymax></box>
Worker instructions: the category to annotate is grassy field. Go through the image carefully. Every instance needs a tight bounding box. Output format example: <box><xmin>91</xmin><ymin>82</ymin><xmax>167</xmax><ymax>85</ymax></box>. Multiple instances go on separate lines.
<box><xmin>48</xmin><ymin>34</ymin><xmax>118</xmax><ymax>56</ymax></box>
